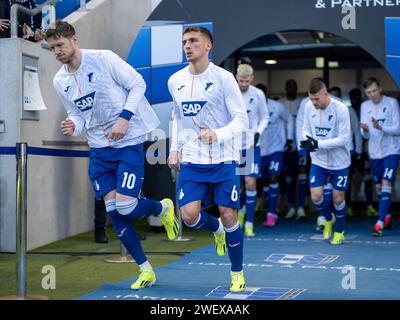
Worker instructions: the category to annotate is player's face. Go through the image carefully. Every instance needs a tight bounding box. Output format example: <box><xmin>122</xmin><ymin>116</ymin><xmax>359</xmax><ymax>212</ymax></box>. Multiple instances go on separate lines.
<box><xmin>236</xmin><ymin>75</ymin><xmax>253</xmax><ymax>92</ymax></box>
<box><xmin>47</xmin><ymin>35</ymin><xmax>78</xmax><ymax>64</ymax></box>
<box><xmin>364</xmin><ymin>83</ymin><xmax>382</xmax><ymax>104</ymax></box>
<box><xmin>309</xmin><ymin>90</ymin><xmax>329</xmax><ymax>109</ymax></box>
<box><xmin>182</xmin><ymin>31</ymin><xmax>211</xmax><ymax>62</ymax></box>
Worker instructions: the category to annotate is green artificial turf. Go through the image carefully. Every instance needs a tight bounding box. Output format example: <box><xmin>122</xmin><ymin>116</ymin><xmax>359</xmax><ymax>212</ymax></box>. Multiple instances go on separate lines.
<box><xmin>0</xmin><ymin>220</ymin><xmax>212</xmax><ymax>300</ymax></box>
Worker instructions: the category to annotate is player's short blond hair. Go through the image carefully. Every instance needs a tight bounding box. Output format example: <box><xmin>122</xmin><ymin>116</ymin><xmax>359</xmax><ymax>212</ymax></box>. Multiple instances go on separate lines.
<box><xmin>236</xmin><ymin>64</ymin><xmax>254</xmax><ymax>77</ymax></box>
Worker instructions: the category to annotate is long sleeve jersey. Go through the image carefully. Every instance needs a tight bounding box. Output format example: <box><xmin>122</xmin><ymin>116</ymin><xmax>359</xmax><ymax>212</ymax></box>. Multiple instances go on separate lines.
<box><xmin>302</xmin><ymin>98</ymin><xmax>351</xmax><ymax>170</ymax></box>
<box><xmin>280</xmin><ymin>96</ymin><xmax>302</xmax><ymax>151</ymax></box>
<box><xmin>241</xmin><ymin>85</ymin><xmax>269</xmax><ymax>150</ymax></box>
<box><xmin>168</xmin><ymin>62</ymin><xmax>249</xmax><ymax>164</ymax></box>
<box><xmin>53</xmin><ymin>49</ymin><xmax>160</xmax><ymax>148</ymax></box>
<box><xmin>260</xmin><ymin>99</ymin><xmax>294</xmax><ymax>156</ymax></box>
<box><xmin>348</xmin><ymin>106</ymin><xmax>362</xmax><ymax>154</ymax></box>
<box><xmin>360</xmin><ymin>95</ymin><xmax>400</xmax><ymax>159</ymax></box>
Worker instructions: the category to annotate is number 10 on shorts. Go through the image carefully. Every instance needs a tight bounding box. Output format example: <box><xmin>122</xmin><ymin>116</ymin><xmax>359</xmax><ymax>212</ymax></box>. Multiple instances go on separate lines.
<box><xmin>122</xmin><ymin>172</ymin><xmax>136</xmax><ymax>189</ymax></box>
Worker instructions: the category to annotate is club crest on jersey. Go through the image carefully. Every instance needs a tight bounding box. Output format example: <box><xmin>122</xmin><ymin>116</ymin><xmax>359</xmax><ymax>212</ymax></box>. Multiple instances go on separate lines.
<box><xmin>328</xmin><ymin>115</ymin><xmax>333</xmax><ymax>121</ymax></box>
<box><xmin>315</xmin><ymin>126</ymin><xmax>331</xmax><ymax>137</ymax></box>
<box><xmin>87</xmin><ymin>72</ymin><xmax>95</xmax><ymax>82</ymax></box>
<box><xmin>249</xmin><ymin>98</ymin><xmax>254</xmax><ymax>104</ymax></box>
<box><xmin>205</xmin><ymin>82</ymin><xmax>214</xmax><ymax>92</ymax></box>
<box><xmin>182</xmin><ymin>101</ymin><xmax>207</xmax><ymax>116</ymax></box>
<box><xmin>74</xmin><ymin>91</ymin><xmax>96</xmax><ymax>112</ymax></box>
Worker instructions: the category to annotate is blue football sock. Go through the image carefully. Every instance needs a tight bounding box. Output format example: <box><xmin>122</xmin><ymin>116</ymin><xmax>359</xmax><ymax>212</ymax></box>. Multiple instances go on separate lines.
<box><xmin>267</xmin><ymin>183</ymin><xmax>279</xmax><ymax>214</ymax></box>
<box><xmin>297</xmin><ymin>174</ymin><xmax>307</xmax><ymax>208</ymax></box>
<box><xmin>107</xmin><ymin>209</ymin><xmax>147</xmax><ymax>265</ymax></box>
<box><xmin>320</xmin><ymin>183</ymin><xmax>333</xmax><ymax>218</ymax></box>
<box><xmin>116</xmin><ymin>197</ymin><xmax>162</xmax><ymax>219</ymax></box>
<box><xmin>378</xmin><ymin>186</ymin><xmax>392</xmax><ymax>223</ymax></box>
<box><xmin>333</xmin><ymin>201</ymin><xmax>346</xmax><ymax>233</ymax></box>
<box><xmin>313</xmin><ymin>196</ymin><xmax>331</xmax><ymax>221</ymax></box>
<box><xmin>286</xmin><ymin>176</ymin><xmax>296</xmax><ymax>208</ymax></box>
<box><xmin>184</xmin><ymin>210</ymin><xmax>219</xmax><ymax>232</ymax></box>
<box><xmin>245</xmin><ymin>190</ymin><xmax>257</xmax><ymax>223</ymax></box>
<box><xmin>224</xmin><ymin>223</ymin><xmax>244</xmax><ymax>272</ymax></box>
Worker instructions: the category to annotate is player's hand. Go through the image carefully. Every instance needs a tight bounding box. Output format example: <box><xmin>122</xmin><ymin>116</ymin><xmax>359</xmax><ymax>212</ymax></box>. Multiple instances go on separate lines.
<box><xmin>300</xmin><ymin>135</ymin><xmax>318</xmax><ymax>152</ymax></box>
<box><xmin>60</xmin><ymin>118</ymin><xmax>75</xmax><ymax>136</ymax></box>
<box><xmin>253</xmin><ymin>132</ymin><xmax>260</xmax><ymax>146</ymax></box>
<box><xmin>284</xmin><ymin>139</ymin><xmax>293</xmax><ymax>152</ymax></box>
<box><xmin>193</xmin><ymin>123</ymin><xmax>218</xmax><ymax>144</ymax></box>
<box><xmin>0</xmin><ymin>19</ymin><xmax>10</xmax><ymax>31</ymax></box>
<box><xmin>108</xmin><ymin>117</ymin><xmax>129</xmax><ymax>141</ymax></box>
<box><xmin>168</xmin><ymin>150</ymin><xmax>180</xmax><ymax>171</ymax></box>
<box><xmin>371</xmin><ymin>117</ymin><xmax>382</xmax><ymax>130</ymax></box>
<box><xmin>360</xmin><ymin>122</ymin><xmax>369</xmax><ymax>132</ymax></box>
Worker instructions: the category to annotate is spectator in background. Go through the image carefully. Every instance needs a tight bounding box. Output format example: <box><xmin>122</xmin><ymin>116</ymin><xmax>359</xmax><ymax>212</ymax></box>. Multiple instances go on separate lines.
<box><xmin>0</xmin><ymin>0</ymin><xmax>12</xmax><ymax>38</ymax></box>
<box><xmin>16</xmin><ymin>0</ymin><xmax>42</xmax><ymax>41</ymax></box>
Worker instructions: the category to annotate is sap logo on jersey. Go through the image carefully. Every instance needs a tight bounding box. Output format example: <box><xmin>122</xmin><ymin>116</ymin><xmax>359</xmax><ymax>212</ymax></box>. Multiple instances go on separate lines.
<box><xmin>74</xmin><ymin>92</ymin><xmax>96</xmax><ymax>112</ymax></box>
<box><xmin>315</xmin><ymin>126</ymin><xmax>331</xmax><ymax>137</ymax></box>
<box><xmin>182</xmin><ymin>101</ymin><xmax>207</xmax><ymax>116</ymax></box>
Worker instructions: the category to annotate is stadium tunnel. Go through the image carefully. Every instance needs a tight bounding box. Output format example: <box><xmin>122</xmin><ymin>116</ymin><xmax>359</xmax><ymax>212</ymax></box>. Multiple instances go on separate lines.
<box><xmin>142</xmin><ymin>0</ymin><xmax>400</xmax><ymax>203</ymax></box>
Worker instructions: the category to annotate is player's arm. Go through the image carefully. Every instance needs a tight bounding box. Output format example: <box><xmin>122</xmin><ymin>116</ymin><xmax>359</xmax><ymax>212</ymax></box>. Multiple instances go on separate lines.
<box><xmin>255</xmin><ymin>90</ymin><xmax>269</xmax><ymax>142</ymax></box>
<box><xmin>349</xmin><ymin>107</ymin><xmax>363</xmax><ymax>154</ymax></box>
<box><xmin>213</xmin><ymin>74</ymin><xmax>249</xmax><ymax>145</ymax></box>
<box><xmin>296</xmin><ymin>100</ymin><xmax>306</xmax><ymax>150</ymax></box>
<box><xmin>167</xmin><ymin>79</ymin><xmax>181</xmax><ymax>171</ymax></box>
<box><xmin>359</xmin><ymin>103</ymin><xmax>370</xmax><ymax>139</ymax></box>
<box><xmin>381</xmin><ymin>100</ymin><xmax>400</xmax><ymax>135</ymax></box>
<box><xmin>318</xmin><ymin>106</ymin><xmax>351</xmax><ymax>149</ymax></box>
<box><xmin>103</xmin><ymin>51</ymin><xmax>147</xmax><ymax>139</ymax></box>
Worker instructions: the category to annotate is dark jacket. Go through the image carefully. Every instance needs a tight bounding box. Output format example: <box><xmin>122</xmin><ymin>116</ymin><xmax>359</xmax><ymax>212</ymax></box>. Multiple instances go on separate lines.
<box><xmin>16</xmin><ymin>0</ymin><xmax>42</xmax><ymax>41</ymax></box>
<box><xmin>0</xmin><ymin>0</ymin><xmax>13</xmax><ymax>38</ymax></box>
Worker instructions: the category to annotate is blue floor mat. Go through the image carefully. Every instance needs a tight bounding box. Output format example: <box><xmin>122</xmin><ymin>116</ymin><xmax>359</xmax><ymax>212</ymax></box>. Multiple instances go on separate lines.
<box><xmin>78</xmin><ymin>217</ymin><xmax>400</xmax><ymax>300</ymax></box>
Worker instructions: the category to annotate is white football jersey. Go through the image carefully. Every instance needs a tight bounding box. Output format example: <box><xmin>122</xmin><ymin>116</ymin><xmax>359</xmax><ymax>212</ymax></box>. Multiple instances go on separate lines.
<box><xmin>302</xmin><ymin>98</ymin><xmax>351</xmax><ymax>170</ymax></box>
<box><xmin>360</xmin><ymin>96</ymin><xmax>400</xmax><ymax>159</ymax></box>
<box><xmin>53</xmin><ymin>49</ymin><xmax>160</xmax><ymax>148</ymax></box>
<box><xmin>296</xmin><ymin>95</ymin><xmax>342</xmax><ymax>150</ymax></box>
<box><xmin>260</xmin><ymin>99</ymin><xmax>294</xmax><ymax>156</ymax></box>
<box><xmin>241</xmin><ymin>85</ymin><xmax>269</xmax><ymax>150</ymax></box>
<box><xmin>348</xmin><ymin>106</ymin><xmax>362</xmax><ymax>154</ymax></box>
<box><xmin>280</xmin><ymin>97</ymin><xmax>302</xmax><ymax>151</ymax></box>
<box><xmin>168</xmin><ymin>62</ymin><xmax>249</xmax><ymax>164</ymax></box>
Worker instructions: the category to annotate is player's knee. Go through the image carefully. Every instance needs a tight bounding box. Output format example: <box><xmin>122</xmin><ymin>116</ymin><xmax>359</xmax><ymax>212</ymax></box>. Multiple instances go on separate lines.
<box><xmin>116</xmin><ymin>198</ymin><xmax>138</xmax><ymax>216</ymax></box>
<box><xmin>333</xmin><ymin>191</ymin><xmax>345</xmax><ymax>204</ymax></box>
<box><xmin>382</xmin><ymin>179</ymin><xmax>392</xmax><ymax>187</ymax></box>
<box><xmin>181</xmin><ymin>208</ymin><xmax>200</xmax><ymax>226</ymax></box>
<box><xmin>244</xmin><ymin>178</ymin><xmax>256</xmax><ymax>190</ymax></box>
<box><xmin>311</xmin><ymin>190</ymin><xmax>323</xmax><ymax>204</ymax></box>
<box><xmin>220</xmin><ymin>209</ymin><xmax>236</xmax><ymax>227</ymax></box>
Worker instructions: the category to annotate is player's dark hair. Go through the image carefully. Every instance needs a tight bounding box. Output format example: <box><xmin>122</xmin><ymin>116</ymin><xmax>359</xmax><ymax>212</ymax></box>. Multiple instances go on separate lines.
<box><xmin>183</xmin><ymin>26</ymin><xmax>213</xmax><ymax>45</ymax></box>
<box><xmin>45</xmin><ymin>20</ymin><xmax>76</xmax><ymax>40</ymax></box>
